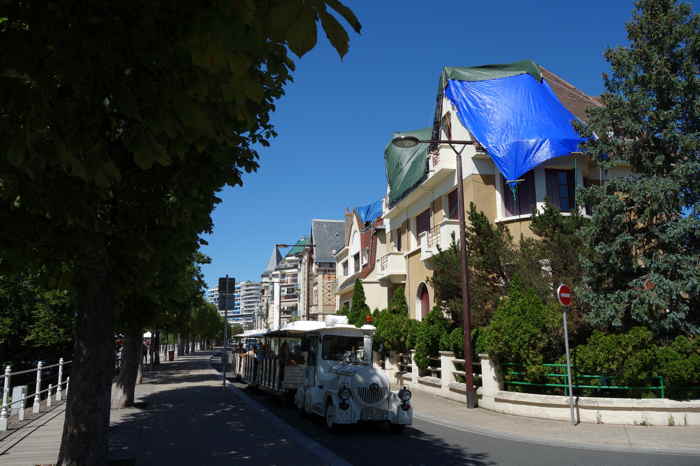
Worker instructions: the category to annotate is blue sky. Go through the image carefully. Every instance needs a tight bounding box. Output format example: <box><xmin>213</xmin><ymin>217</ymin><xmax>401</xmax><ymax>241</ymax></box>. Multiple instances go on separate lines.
<box><xmin>201</xmin><ymin>0</ymin><xmax>699</xmax><ymax>288</ymax></box>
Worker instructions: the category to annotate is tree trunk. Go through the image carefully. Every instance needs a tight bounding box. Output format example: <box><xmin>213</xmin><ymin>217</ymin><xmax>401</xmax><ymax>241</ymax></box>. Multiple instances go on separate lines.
<box><xmin>110</xmin><ymin>325</ymin><xmax>143</xmax><ymax>409</ymax></box>
<box><xmin>151</xmin><ymin>329</ymin><xmax>160</xmax><ymax>369</ymax></box>
<box><xmin>57</xmin><ymin>273</ymin><xmax>115</xmax><ymax>466</ymax></box>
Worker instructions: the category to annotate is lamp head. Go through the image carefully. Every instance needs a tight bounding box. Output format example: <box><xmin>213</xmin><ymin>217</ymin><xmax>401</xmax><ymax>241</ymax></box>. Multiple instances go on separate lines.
<box><xmin>391</xmin><ymin>135</ymin><xmax>421</xmax><ymax>148</ymax></box>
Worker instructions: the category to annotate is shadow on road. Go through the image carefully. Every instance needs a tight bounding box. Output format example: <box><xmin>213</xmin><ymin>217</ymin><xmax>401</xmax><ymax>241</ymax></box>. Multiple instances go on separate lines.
<box><xmin>231</xmin><ymin>374</ymin><xmax>495</xmax><ymax>466</ymax></box>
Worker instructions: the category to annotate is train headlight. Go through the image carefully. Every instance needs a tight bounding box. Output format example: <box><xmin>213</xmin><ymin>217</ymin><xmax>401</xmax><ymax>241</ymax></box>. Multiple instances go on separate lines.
<box><xmin>398</xmin><ymin>387</ymin><xmax>412</xmax><ymax>402</ymax></box>
<box><xmin>339</xmin><ymin>386</ymin><xmax>352</xmax><ymax>401</ymax></box>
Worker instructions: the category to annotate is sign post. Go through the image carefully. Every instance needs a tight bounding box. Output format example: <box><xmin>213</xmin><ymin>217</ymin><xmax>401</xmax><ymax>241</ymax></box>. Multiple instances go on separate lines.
<box><xmin>219</xmin><ymin>276</ymin><xmax>235</xmax><ymax>387</ymax></box>
<box><xmin>557</xmin><ymin>284</ymin><xmax>576</xmax><ymax>425</ymax></box>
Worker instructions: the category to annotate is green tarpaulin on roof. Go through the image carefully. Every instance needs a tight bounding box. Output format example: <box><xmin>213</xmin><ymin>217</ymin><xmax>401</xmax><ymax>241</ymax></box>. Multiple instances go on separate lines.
<box><xmin>384</xmin><ymin>127</ymin><xmax>432</xmax><ymax>208</ymax></box>
<box><xmin>439</xmin><ymin>59</ymin><xmax>542</xmax><ymax>89</ymax></box>
<box><xmin>286</xmin><ymin>236</ymin><xmax>310</xmax><ymax>256</ymax></box>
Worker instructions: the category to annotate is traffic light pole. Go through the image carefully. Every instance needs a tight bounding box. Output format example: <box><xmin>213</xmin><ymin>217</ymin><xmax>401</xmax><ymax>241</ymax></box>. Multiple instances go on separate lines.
<box><xmin>223</xmin><ymin>274</ymin><xmax>229</xmax><ymax>387</ymax></box>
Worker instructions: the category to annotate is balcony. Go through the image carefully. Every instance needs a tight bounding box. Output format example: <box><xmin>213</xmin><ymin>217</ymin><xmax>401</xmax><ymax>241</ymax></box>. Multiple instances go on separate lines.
<box><xmin>376</xmin><ymin>252</ymin><xmax>407</xmax><ymax>284</ymax></box>
<box><xmin>420</xmin><ymin>219</ymin><xmax>460</xmax><ymax>261</ymax></box>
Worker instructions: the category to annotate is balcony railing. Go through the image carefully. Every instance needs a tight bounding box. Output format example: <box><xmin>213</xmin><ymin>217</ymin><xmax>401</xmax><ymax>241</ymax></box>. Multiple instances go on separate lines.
<box><xmin>420</xmin><ymin>219</ymin><xmax>460</xmax><ymax>261</ymax></box>
<box><xmin>377</xmin><ymin>252</ymin><xmax>406</xmax><ymax>284</ymax></box>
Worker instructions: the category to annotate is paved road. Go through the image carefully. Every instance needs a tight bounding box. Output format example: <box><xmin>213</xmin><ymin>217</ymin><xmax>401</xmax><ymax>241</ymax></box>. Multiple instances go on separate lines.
<box><xmin>218</xmin><ymin>365</ymin><xmax>700</xmax><ymax>466</ymax></box>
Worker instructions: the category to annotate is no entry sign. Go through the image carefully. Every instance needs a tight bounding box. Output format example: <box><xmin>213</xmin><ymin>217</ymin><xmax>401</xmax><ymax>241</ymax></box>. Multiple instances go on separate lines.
<box><xmin>557</xmin><ymin>284</ymin><xmax>572</xmax><ymax>307</ymax></box>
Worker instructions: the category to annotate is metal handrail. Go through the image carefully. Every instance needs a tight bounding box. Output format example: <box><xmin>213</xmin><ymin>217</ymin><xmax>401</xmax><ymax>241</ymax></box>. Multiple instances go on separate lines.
<box><xmin>502</xmin><ymin>362</ymin><xmax>669</xmax><ymax>398</ymax></box>
<box><xmin>3</xmin><ymin>360</ymin><xmax>72</xmax><ymax>377</ymax></box>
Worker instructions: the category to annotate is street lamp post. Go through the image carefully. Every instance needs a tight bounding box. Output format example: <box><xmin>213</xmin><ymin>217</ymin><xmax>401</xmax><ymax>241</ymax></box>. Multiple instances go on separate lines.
<box><xmin>391</xmin><ymin>132</ymin><xmax>478</xmax><ymax>408</ymax></box>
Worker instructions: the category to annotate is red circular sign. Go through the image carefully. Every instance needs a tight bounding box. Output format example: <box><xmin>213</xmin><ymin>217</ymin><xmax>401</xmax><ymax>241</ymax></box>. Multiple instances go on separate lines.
<box><xmin>557</xmin><ymin>284</ymin><xmax>572</xmax><ymax>307</ymax></box>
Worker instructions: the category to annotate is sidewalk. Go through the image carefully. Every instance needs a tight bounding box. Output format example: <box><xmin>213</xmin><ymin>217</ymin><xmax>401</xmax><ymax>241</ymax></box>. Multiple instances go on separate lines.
<box><xmin>0</xmin><ymin>353</ymin><xmax>345</xmax><ymax>466</ymax></box>
<box><xmin>411</xmin><ymin>388</ymin><xmax>700</xmax><ymax>455</ymax></box>
<box><xmin>108</xmin><ymin>353</ymin><xmax>340</xmax><ymax>465</ymax></box>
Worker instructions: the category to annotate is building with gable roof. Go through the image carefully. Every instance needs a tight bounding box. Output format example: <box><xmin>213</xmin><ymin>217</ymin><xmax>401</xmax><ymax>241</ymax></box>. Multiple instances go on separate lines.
<box><xmin>334</xmin><ymin>200</ymin><xmax>393</xmax><ymax>313</ymax></box>
<box><xmin>298</xmin><ymin>219</ymin><xmax>345</xmax><ymax>321</ymax></box>
<box><xmin>380</xmin><ymin>60</ymin><xmax>630</xmax><ymax>320</ymax></box>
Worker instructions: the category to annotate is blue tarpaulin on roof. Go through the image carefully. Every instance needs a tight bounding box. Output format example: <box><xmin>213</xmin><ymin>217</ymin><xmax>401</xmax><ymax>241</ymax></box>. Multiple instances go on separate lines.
<box><xmin>355</xmin><ymin>200</ymin><xmax>383</xmax><ymax>224</ymax></box>
<box><xmin>444</xmin><ymin>72</ymin><xmax>585</xmax><ymax>185</ymax></box>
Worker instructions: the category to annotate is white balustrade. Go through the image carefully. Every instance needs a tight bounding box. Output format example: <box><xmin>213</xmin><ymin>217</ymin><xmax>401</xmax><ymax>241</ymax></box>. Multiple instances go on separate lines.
<box><xmin>56</xmin><ymin>358</ymin><xmax>63</xmax><ymax>401</ymax></box>
<box><xmin>0</xmin><ymin>358</ymin><xmax>72</xmax><ymax>431</ymax></box>
<box><xmin>32</xmin><ymin>361</ymin><xmax>42</xmax><ymax>414</ymax></box>
<box><xmin>0</xmin><ymin>365</ymin><xmax>11</xmax><ymax>431</ymax></box>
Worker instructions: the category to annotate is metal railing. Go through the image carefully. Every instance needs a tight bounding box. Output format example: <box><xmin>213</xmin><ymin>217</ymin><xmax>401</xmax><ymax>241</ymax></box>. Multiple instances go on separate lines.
<box><xmin>380</xmin><ymin>254</ymin><xmax>389</xmax><ymax>272</ymax></box>
<box><xmin>503</xmin><ymin>363</ymin><xmax>668</xmax><ymax>398</ymax></box>
<box><xmin>0</xmin><ymin>358</ymin><xmax>72</xmax><ymax>431</ymax></box>
<box><xmin>426</xmin><ymin>225</ymin><xmax>440</xmax><ymax>248</ymax></box>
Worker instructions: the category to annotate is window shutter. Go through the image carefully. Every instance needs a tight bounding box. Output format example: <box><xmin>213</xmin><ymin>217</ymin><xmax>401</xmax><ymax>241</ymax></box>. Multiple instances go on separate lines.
<box><xmin>448</xmin><ymin>190</ymin><xmax>459</xmax><ymax>219</ymax></box>
<box><xmin>416</xmin><ymin>209</ymin><xmax>431</xmax><ymax>236</ymax></box>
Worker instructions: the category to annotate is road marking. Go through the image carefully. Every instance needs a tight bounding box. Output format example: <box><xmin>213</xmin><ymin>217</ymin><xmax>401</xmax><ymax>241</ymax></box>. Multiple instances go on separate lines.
<box><xmin>227</xmin><ymin>384</ymin><xmax>352</xmax><ymax>466</ymax></box>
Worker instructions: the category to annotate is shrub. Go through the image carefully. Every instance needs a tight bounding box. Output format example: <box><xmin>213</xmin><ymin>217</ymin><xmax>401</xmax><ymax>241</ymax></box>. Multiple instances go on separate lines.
<box><xmin>480</xmin><ymin>282</ymin><xmax>562</xmax><ymax>381</ymax></box>
<box><xmin>414</xmin><ymin>306</ymin><xmax>450</xmax><ymax>370</ymax></box>
<box><xmin>654</xmin><ymin>335</ymin><xmax>700</xmax><ymax>400</ymax></box>
<box><xmin>348</xmin><ymin>279</ymin><xmax>370</xmax><ymax>327</ymax></box>
<box><xmin>375</xmin><ymin>311</ymin><xmax>413</xmax><ymax>353</ymax></box>
<box><xmin>406</xmin><ymin>319</ymin><xmax>419</xmax><ymax>350</ymax></box>
<box><xmin>571</xmin><ymin>327</ymin><xmax>657</xmax><ymax>389</ymax></box>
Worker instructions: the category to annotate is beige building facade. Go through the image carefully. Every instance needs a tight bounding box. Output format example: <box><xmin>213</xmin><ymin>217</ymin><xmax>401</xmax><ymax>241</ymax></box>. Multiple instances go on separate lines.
<box><xmin>380</xmin><ymin>66</ymin><xmax>622</xmax><ymax>320</ymax></box>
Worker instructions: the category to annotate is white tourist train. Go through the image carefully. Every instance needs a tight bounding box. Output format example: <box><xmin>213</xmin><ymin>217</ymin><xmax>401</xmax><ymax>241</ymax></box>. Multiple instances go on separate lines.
<box><xmin>230</xmin><ymin>315</ymin><xmax>413</xmax><ymax>432</ymax></box>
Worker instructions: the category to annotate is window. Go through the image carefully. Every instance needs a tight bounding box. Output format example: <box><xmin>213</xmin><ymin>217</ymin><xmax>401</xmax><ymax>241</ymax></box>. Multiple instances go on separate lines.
<box><xmin>502</xmin><ymin>170</ymin><xmax>536</xmax><ymax>217</ymax></box>
<box><xmin>416</xmin><ymin>209</ymin><xmax>431</xmax><ymax>236</ymax></box>
<box><xmin>361</xmin><ymin>247</ymin><xmax>369</xmax><ymax>266</ymax></box>
<box><xmin>353</xmin><ymin>253</ymin><xmax>360</xmax><ymax>273</ymax></box>
<box><xmin>396</xmin><ymin>227</ymin><xmax>402</xmax><ymax>252</ymax></box>
<box><xmin>447</xmin><ymin>189</ymin><xmax>459</xmax><ymax>219</ymax></box>
<box><xmin>322</xmin><ymin>335</ymin><xmax>364</xmax><ymax>361</ymax></box>
<box><xmin>342</xmin><ymin>260</ymin><xmax>348</xmax><ymax>276</ymax></box>
<box><xmin>546</xmin><ymin>169</ymin><xmax>576</xmax><ymax>212</ymax></box>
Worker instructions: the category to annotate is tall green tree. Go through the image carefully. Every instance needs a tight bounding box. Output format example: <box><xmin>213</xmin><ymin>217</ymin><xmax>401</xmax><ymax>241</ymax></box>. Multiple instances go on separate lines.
<box><xmin>0</xmin><ymin>3</ymin><xmax>360</xmax><ymax>464</ymax></box>
<box><xmin>429</xmin><ymin>203</ymin><xmax>550</xmax><ymax>327</ymax></box>
<box><xmin>576</xmin><ymin>0</ymin><xmax>700</xmax><ymax>337</ymax></box>
<box><xmin>348</xmin><ymin>279</ymin><xmax>371</xmax><ymax>326</ymax></box>
<box><xmin>530</xmin><ymin>202</ymin><xmax>589</xmax><ymax>294</ymax></box>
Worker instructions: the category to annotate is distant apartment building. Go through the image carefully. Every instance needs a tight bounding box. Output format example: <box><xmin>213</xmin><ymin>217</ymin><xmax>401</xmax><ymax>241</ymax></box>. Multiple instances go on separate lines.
<box><xmin>228</xmin><ymin>281</ymin><xmax>261</xmax><ymax>330</ymax></box>
<box><xmin>259</xmin><ymin>237</ymin><xmax>310</xmax><ymax>330</ymax></box>
<box><xmin>205</xmin><ymin>287</ymin><xmax>219</xmax><ymax>306</ymax></box>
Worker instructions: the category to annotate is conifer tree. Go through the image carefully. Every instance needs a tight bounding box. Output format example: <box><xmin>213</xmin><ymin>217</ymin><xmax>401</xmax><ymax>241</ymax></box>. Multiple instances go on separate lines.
<box><xmin>577</xmin><ymin>0</ymin><xmax>700</xmax><ymax>337</ymax></box>
<box><xmin>349</xmin><ymin>279</ymin><xmax>370</xmax><ymax>326</ymax></box>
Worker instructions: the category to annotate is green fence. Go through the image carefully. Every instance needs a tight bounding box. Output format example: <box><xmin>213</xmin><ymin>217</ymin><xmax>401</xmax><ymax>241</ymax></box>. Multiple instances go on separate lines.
<box><xmin>503</xmin><ymin>363</ymin><xmax>667</xmax><ymax>398</ymax></box>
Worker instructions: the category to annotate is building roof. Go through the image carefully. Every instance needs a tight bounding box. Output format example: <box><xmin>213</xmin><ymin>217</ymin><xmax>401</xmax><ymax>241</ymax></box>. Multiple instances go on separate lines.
<box><xmin>262</xmin><ymin>246</ymin><xmax>283</xmax><ymax>276</ymax></box>
<box><xmin>540</xmin><ymin>66</ymin><xmax>603</xmax><ymax>121</ymax></box>
<box><xmin>286</xmin><ymin>236</ymin><xmax>311</xmax><ymax>257</ymax></box>
<box><xmin>311</xmin><ymin>219</ymin><xmax>345</xmax><ymax>263</ymax></box>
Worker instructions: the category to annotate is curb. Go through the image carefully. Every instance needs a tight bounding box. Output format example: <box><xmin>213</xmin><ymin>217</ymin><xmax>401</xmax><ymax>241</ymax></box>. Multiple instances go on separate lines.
<box><xmin>225</xmin><ymin>383</ymin><xmax>352</xmax><ymax>466</ymax></box>
<box><xmin>414</xmin><ymin>411</ymin><xmax>700</xmax><ymax>457</ymax></box>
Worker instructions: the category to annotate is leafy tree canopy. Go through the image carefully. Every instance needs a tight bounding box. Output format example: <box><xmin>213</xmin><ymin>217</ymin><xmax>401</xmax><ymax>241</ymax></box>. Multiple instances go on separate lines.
<box><xmin>576</xmin><ymin>0</ymin><xmax>700</xmax><ymax>337</ymax></box>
